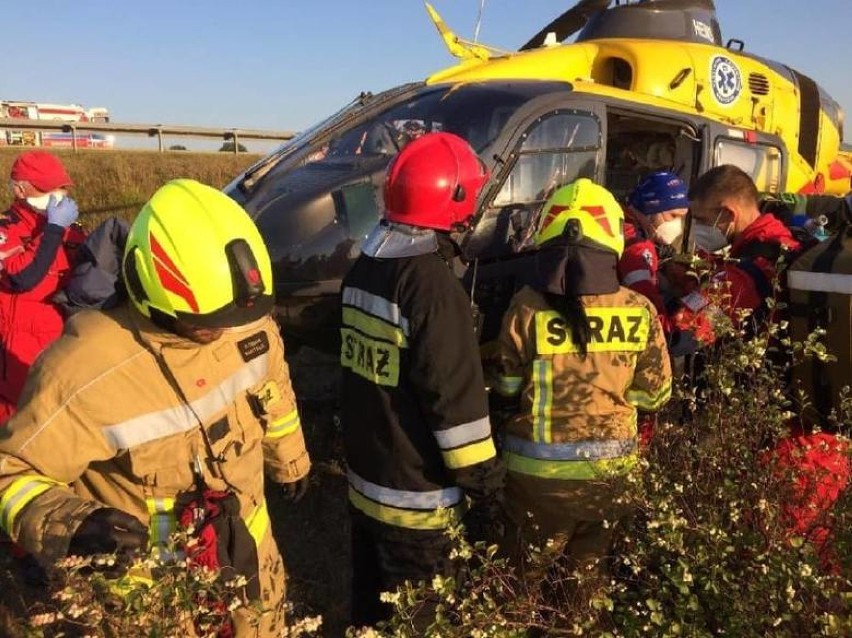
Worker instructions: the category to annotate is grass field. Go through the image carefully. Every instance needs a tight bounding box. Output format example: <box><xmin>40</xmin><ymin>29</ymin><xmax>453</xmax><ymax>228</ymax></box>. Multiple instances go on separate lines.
<box><xmin>0</xmin><ymin>147</ymin><xmax>263</xmax><ymax>228</ymax></box>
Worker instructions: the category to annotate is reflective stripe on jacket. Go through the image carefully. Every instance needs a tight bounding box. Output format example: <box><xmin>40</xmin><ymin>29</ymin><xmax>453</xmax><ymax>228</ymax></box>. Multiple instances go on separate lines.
<box><xmin>341</xmin><ymin>248</ymin><xmax>503</xmax><ymax>530</ymax></box>
<box><xmin>496</xmin><ymin>285</ymin><xmax>671</xmax><ymax>480</ymax></box>
<box><xmin>0</xmin><ymin>306</ymin><xmax>310</xmax><ymax>565</ymax></box>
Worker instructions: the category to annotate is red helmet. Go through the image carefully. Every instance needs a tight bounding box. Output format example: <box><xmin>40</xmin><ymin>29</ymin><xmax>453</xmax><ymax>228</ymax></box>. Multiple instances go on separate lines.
<box><xmin>383</xmin><ymin>132</ymin><xmax>489</xmax><ymax>231</ymax></box>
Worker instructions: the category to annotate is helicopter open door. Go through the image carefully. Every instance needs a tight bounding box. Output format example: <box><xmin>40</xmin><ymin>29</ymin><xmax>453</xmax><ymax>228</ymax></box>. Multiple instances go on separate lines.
<box><xmin>463</xmin><ymin>94</ymin><xmax>705</xmax><ymax>343</ymax></box>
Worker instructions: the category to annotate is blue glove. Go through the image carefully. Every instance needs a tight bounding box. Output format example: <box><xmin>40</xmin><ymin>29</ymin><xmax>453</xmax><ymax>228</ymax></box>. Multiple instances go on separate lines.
<box><xmin>46</xmin><ymin>195</ymin><xmax>79</xmax><ymax>228</ymax></box>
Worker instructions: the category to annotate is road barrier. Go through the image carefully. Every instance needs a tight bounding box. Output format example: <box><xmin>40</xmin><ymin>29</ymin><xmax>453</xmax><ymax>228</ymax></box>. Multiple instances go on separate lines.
<box><xmin>0</xmin><ymin>118</ymin><xmax>296</xmax><ymax>153</ymax></box>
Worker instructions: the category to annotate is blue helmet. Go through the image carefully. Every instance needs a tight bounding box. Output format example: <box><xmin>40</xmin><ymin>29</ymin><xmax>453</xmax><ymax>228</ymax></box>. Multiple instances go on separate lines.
<box><xmin>628</xmin><ymin>171</ymin><xmax>688</xmax><ymax>215</ymax></box>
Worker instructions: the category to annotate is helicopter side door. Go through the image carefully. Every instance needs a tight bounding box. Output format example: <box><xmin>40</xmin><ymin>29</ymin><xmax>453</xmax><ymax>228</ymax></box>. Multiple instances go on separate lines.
<box><xmin>463</xmin><ymin>97</ymin><xmax>607</xmax><ymax>343</ymax></box>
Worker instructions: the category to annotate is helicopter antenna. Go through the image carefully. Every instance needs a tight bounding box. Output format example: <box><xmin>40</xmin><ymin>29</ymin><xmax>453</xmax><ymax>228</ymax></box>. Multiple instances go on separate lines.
<box><xmin>473</xmin><ymin>0</ymin><xmax>486</xmax><ymax>43</ymax></box>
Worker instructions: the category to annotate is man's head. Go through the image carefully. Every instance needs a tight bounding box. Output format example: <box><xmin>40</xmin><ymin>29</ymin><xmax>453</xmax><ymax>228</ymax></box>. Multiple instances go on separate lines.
<box><xmin>402</xmin><ymin>120</ymin><xmax>425</xmax><ymax>143</ymax></box>
<box><xmin>688</xmin><ymin>165</ymin><xmax>760</xmax><ymax>242</ymax></box>
<box><xmin>9</xmin><ymin>151</ymin><xmax>73</xmax><ymax>211</ymax></box>
<box><xmin>122</xmin><ymin>179</ymin><xmax>274</xmax><ymax>342</ymax></box>
<box><xmin>383</xmin><ymin>132</ymin><xmax>489</xmax><ymax>233</ymax></box>
<box><xmin>627</xmin><ymin>171</ymin><xmax>689</xmax><ymax>246</ymax></box>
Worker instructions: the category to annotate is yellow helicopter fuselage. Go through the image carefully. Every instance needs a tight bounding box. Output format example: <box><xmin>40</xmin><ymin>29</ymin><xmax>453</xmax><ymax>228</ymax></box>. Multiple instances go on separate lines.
<box><xmin>426</xmin><ymin>37</ymin><xmax>850</xmax><ymax>195</ymax></box>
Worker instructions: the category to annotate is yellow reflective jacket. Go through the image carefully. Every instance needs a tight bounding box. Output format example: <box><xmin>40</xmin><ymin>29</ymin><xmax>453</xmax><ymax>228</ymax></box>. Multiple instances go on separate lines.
<box><xmin>0</xmin><ymin>306</ymin><xmax>310</xmax><ymax>565</ymax></box>
<box><xmin>495</xmin><ymin>286</ymin><xmax>671</xmax><ymax>481</ymax></box>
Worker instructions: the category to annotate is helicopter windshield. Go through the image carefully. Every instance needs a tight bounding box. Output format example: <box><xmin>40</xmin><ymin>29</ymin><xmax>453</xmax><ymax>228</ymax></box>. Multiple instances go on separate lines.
<box><xmin>299</xmin><ymin>82</ymin><xmax>560</xmax><ymax>163</ymax></box>
<box><xmin>244</xmin><ymin>81</ymin><xmax>570</xmax><ymax>292</ymax></box>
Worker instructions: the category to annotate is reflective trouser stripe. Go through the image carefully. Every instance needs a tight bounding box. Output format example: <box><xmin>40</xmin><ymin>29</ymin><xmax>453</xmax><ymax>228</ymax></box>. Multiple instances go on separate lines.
<box><xmin>0</xmin><ymin>475</ymin><xmax>62</xmax><ymax>532</ymax></box>
<box><xmin>496</xmin><ymin>375</ymin><xmax>523</xmax><ymax>397</ymax></box>
<box><xmin>348</xmin><ymin>487</ymin><xmax>466</xmax><ymax>530</ymax></box>
<box><xmin>504</xmin><ymin>451</ymin><xmax>638</xmax><ymax>480</ymax></box>
<box><xmin>145</xmin><ymin>498</ymin><xmax>176</xmax><ymax>547</ymax></box>
<box><xmin>246</xmin><ymin>500</ymin><xmax>270</xmax><ymax>546</ymax></box>
<box><xmin>266</xmin><ymin>409</ymin><xmax>301</xmax><ymax>439</ymax></box>
<box><xmin>627</xmin><ymin>378</ymin><xmax>672</xmax><ymax>412</ymax></box>
<box><xmin>532</xmin><ymin>359</ymin><xmax>553</xmax><ymax>443</ymax></box>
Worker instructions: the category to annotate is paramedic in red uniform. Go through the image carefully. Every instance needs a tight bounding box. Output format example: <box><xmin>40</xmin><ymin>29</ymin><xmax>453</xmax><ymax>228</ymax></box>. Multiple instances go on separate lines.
<box><xmin>687</xmin><ymin>164</ymin><xmax>849</xmax><ymax>567</ymax></box>
<box><xmin>0</xmin><ymin>151</ymin><xmax>85</xmax><ymax>421</ymax></box>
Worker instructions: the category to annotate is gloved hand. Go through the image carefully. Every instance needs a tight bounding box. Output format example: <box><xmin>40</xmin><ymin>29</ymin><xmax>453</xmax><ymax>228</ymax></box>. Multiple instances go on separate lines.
<box><xmin>281</xmin><ymin>475</ymin><xmax>310</xmax><ymax>502</ymax></box>
<box><xmin>46</xmin><ymin>195</ymin><xmax>79</xmax><ymax>228</ymax></box>
<box><xmin>462</xmin><ymin>499</ymin><xmax>505</xmax><ymax>546</ymax></box>
<box><xmin>68</xmin><ymin>507</ymin><xmax>148</xmax><ymax>558</ymax></box>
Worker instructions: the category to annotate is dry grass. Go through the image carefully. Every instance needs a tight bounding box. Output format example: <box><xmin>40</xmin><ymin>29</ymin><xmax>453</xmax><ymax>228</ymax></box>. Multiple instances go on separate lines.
<box><xmin>0</xmin><ymin>147</ymin><xmax>262</xmax><ymax>229</ymax></box>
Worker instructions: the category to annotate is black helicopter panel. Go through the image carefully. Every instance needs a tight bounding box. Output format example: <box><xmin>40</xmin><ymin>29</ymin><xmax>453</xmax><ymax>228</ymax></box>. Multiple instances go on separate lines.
<box><xmin>522</xmin><ymin>0</ymin><xmax>721</xmax><ymax>50</ymax></box>
<box><xmin>577</xmin><ymin>0</ymin><xmax>721</xmax><ymax>46</ymax></box>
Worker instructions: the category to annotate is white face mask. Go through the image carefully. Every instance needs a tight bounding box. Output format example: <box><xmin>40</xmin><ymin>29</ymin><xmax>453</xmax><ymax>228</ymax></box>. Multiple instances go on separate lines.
<box><xmin>25</xmin><ymin>191</ymin><xmax>64</xmax><ymax>212</ymax></box>
<box><xmin>692</xmin><ymin>222</ymin><xmax>730</xmax><ymax>253</ymax></box>
<box><xmin>653</xmin><ymin>218</ymin><xmax>684</xmax><ymax>246</ymax></box>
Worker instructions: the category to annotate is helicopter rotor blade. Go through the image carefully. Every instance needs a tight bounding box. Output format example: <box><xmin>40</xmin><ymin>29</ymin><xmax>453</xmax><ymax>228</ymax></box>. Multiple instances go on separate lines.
<box><xmin>520</xmin><ymin>0</ymin><xmax>613</xmax><ymax>51</ymax></box>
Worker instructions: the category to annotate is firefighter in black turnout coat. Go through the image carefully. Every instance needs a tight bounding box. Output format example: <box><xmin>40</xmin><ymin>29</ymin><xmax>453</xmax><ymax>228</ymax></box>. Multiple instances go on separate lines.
<box><xmin>340</xmin><ymin>132</ymin><xmax>505</xmax><ymax>627</ymax></box>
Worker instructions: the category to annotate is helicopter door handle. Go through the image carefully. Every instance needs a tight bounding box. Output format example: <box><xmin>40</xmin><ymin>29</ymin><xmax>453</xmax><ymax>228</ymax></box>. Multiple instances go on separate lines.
<box><xmin>670</xmin><ymin>68</ymin><xmax>692</xmax><ymax>90</ymax></box>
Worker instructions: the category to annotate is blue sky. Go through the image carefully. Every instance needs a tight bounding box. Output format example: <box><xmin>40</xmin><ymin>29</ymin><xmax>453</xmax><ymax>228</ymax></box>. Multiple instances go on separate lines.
<box><xmin>3</xmin><ymin>1</ymin><xmax>851</xmax><ymax>144</ymax></box>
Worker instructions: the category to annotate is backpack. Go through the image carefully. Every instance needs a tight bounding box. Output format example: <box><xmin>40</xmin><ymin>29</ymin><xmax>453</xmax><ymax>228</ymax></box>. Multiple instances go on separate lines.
<box><xmin>787</xmin><ymin>224</ymin><xmax>852</xmax><ymax>432</ymax></box>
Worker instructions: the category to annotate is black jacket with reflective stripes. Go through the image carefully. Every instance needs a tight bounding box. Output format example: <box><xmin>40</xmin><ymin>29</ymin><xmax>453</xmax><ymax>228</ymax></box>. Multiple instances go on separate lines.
<box><xmin>340</xmin><ymin>250</ymin><xmax>503</xmax><ymax>530</ymax></box>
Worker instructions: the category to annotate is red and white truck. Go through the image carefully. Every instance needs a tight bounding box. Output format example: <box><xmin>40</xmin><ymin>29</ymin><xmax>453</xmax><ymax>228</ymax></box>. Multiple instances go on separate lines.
<box><xmin>0</xmin><ymin>101</ymin><xmax>114</xmax><ymax>149</ymax></box>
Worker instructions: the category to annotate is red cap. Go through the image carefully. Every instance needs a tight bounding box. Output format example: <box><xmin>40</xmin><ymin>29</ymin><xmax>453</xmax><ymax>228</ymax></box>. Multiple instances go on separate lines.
<box><xmin>10</xmin><ymin>151</ymin><xmax>73</xmax><ymax>192</ymax></box>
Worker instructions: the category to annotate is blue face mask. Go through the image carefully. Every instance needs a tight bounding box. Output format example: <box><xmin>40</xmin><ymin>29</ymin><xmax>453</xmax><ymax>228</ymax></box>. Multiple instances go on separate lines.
<box><xmin>692</xmin><ymin>222</ymin><xmax>729</xmax><ymax>252</ymax></box>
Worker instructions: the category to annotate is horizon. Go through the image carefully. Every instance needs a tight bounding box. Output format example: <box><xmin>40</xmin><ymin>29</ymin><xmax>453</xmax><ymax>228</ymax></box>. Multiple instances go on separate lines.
<box><xmin>1</xmin><ymin>1</ymin><xmax>850</xmax><ymax>150</ymax></box>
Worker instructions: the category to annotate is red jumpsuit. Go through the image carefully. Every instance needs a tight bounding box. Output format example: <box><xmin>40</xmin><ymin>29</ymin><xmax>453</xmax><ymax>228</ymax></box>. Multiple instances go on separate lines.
<box><xmin>0</xmin><ymin>201</ymin><xmax>85</xmax><ymax>421</ymax></box>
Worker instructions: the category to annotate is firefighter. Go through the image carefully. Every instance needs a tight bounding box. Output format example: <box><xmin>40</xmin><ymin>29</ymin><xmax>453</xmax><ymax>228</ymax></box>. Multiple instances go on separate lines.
<box><xmin>0</xmin><ymin>179</ymin><xmax>311</xmax><ymax>637</ymax></box>
<box><xmin>495</xmin><ymin>179</ymin><xmax>672</xmax><ymax>571</ymax></box>
<box><xmin>0</xmin><ymin>151</ymin><xmax>86</xmax><ymax>421</ymax></box>
<box><xmin>340</xmin><ymin>132</ymin><xmax>505</xmax><ymax>628</ymax></box>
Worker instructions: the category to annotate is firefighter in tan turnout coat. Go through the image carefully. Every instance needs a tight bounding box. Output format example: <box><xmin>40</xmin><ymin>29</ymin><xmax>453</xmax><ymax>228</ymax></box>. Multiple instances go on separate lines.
<box><xmin>495</xmin><ymin>179</ymin><xmax>671</xmax><ymax>567</ymax></box>
<box><xmin>0</xmin><ymin>180</ymin><xmax>310</xmax><ymax>636</ymax></box>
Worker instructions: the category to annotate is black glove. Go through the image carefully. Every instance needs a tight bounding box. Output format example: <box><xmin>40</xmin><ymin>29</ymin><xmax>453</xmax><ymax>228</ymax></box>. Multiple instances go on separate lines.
<box><xmin>462</xmin><ymin>499</ymin><xmax>505</xmax><ymax>546</ymax></box>
<box><xmin>68</xmin><ymin>507</ymin><xmax>148</xmax><ymax>558</ymax></box>
<box><xmin>281</xmin><ymin>475</ymin><xmax>310</xmax><ymax>502</ymax></box>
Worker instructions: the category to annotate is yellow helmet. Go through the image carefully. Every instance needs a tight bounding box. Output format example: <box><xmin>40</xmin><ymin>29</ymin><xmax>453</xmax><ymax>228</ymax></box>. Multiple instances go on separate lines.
<box><xmin>123</xmin><ymin>179</ymin><xmax>274</xmax><ymax>328</ymax></box>
<box><xmin>534</xmin><ymin>178</ymin><xmax>625</xmax><ymax>257</ymax></box>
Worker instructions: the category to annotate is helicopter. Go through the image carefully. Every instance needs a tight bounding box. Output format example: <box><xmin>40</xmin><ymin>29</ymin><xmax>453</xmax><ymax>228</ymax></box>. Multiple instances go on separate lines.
<box><xmin>225</xmin><ymin>0</ymin><xmax>852</xmax><ymax>348</ymax></box>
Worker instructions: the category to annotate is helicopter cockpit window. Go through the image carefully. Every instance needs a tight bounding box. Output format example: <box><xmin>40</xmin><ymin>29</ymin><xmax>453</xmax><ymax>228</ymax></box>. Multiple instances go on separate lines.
<box><xmin>250</xmin><ymin>82</ymin><xmax>575</xmax><ymax>283</ymax></box>
<box><xmin>467</xmin><ymin>112</ymin><xmax>601</xmax><ymax>258</ymax></box>
<box><xmin>715</xmin><ymin>139</ymin><xmax>783</xmax><ymax>192</ymax></box>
